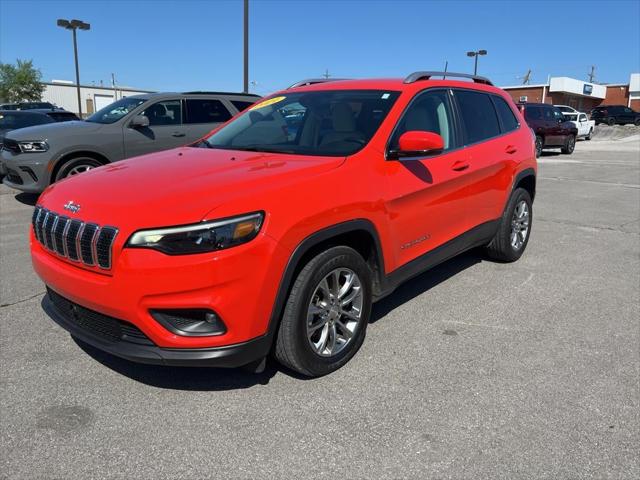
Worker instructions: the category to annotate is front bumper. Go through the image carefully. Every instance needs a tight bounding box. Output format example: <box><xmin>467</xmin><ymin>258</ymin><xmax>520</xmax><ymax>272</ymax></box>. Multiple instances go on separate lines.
<box><xmin>43</xmin><ymin>291</ymin><xmax>272</xmax><ymax>367</ymax></box>
<box><xmin>1</xmin><ymin>149</ymin><xmax>51</xmax><ymax>193</ymax></box>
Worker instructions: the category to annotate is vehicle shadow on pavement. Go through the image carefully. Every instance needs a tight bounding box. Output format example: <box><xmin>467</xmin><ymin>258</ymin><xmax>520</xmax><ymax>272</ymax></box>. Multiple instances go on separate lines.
<box><xmin>371</xmin><ymin>249</ymin><xmax>482</xmax><ymax>323</ymax></box>
<box><xmin>14</xmin><ymin>192</ymin><xmax>39</xmax><ymax>206</ymax></box>
<box><xmin>73</xmin><ymin>338</ymin><xmax>279</xmax><ymax>390</ymax></box>
<box><xmin>70</xmin><ymin>250</ymin><xmax>483</xmax><ymax>389</ymax></box>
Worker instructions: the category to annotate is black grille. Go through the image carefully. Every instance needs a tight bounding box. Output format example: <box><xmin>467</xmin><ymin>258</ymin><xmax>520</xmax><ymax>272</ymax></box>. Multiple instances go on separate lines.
<box><xmin>96</xmin><ymin>227</ymin><xmax>118</xmax><ymax>269</ymax></box>
<box><xmin>80</xmin><ymin>223</ymin><xmax>99</xmax><ymax>265</ymax></box>
<box><xmin>32</xmin><ymin>206</ymin><xmax>118</xmax><ymax>270</ymax></box>
<box><xmin>47</xmin><ymin>288</ymin><xmax>154</xmax><ymax>346</ymax></box>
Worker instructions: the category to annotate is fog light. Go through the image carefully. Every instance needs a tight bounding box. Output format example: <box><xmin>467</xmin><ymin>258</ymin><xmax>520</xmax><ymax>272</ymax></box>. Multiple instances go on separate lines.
<box><xmin>150</xmin><ymin>309</ymin><xmax>227</xmax><ymax>336</ymax></box>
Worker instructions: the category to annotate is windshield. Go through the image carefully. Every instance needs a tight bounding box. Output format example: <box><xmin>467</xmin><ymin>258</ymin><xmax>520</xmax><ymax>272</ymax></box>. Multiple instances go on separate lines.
<box><xmin>86</xmin><ymin>97</ymin><xmax>147</xmax><ymax>124</ymax></box>
<box><xmin>198</xmin><ymin>90</ymin><xmax>400</xmax><ymax>156</ymax></box>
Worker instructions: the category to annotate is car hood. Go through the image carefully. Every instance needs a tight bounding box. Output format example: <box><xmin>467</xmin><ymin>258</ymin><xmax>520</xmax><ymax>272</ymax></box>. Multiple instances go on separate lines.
<box><xmin>38</xmin><ymin>146</ymin><xmax>345</xmax><ymax>231</ymax></box>
<box><xmin>5</xmin><ymin>120</ymin><xmax>101</xmax><ymax>140</ymax></box>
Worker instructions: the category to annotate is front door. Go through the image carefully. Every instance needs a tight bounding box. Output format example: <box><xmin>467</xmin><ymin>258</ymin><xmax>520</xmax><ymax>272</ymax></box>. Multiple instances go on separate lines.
<box><xmin>382</xmin><ymin>89</ymin><xmax>472</xmax><ymax>268</ymax></box>
<box><xmin>123</xmin><ymin>99</ymin><xmax>187</xmax><ymax>158</ymax></box>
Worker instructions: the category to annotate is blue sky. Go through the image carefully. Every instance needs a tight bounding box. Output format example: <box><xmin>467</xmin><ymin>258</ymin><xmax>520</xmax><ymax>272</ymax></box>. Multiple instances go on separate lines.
<box><xmin>1</xmin><ymin>0</ymin><xmax>639</xmax><ymax>95</ymax></box>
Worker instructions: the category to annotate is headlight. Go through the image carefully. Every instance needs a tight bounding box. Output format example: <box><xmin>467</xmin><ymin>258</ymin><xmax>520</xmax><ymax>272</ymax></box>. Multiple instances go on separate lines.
<box><xmin>126</xmin><ymin>212</ymin><xmax>264</xmax><ymax>255</ymax></box>
<box><xmin>18</xmin><ymin>141</ymin><xmax>49</xmax><ymax>153</ymax></box>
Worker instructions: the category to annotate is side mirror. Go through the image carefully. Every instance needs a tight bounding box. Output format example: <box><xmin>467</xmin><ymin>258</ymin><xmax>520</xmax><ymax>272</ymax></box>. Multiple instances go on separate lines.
<box><xmin>388</xmin><ymin>131</ymin><xmax>444</xmax><ymax>160</ymax></box>
<box><xmin>130</xmin><ymin>114</ymin><xmax>149</xmax><ymax>128</ymax></box>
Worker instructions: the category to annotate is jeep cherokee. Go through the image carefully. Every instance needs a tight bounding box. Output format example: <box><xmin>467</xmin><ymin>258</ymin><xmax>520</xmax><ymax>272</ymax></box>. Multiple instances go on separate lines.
<box><xmin>30</xmin><ymin>72</ymin><xmax>536</xmax><ymax>377</ymax></box>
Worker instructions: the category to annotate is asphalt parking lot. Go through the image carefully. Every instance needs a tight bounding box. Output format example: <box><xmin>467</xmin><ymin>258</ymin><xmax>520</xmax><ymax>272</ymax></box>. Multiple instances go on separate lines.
<box><xmin>1</xmin><ymin>139</ymin><xmax>639</xmax><ymax>479</ymax></box>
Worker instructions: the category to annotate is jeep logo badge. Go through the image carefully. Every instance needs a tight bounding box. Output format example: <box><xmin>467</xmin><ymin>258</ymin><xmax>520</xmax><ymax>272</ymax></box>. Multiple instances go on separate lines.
<box><xmin>63</xmin><ymin>201</ymin><xmax>81</xmax><ymax>213</ymax></box>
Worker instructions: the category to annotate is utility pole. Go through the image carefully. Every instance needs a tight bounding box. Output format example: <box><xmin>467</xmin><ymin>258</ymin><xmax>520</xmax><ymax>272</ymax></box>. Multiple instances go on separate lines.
<box><xmin>57</xmin><ymin>19</ymin><xmax>90</xmax><ymax>117</ymax></box>
<box><xmin>322</xmin><ymin>69</ymin><xmax>331</xmax><ymax>79</ymax></box>
<box><xmin>521</xmin><ymin>69</ymin><xmax>531</xmax><ymax>85</ymax></box>
<box><xmin>243</xmin><ymin>0</ymin><xmax>249</xmax><ymax>93</ymax></box>
<box><xmin>588</xmin><ymin>65</ymin><xmax>596</xmax><ymax>83</ymax></box>
<box><xmin>443</xmin><ymin>60</ymin><xmax>448</xmax><ymax>79</ymax></box>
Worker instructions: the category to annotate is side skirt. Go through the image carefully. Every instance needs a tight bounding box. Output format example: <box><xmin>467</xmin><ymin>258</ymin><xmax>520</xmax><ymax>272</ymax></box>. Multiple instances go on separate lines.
<box><xmin>375</xmin><ymin>220</ymin><xmax>499</xmax><ymax>300</ymax></box>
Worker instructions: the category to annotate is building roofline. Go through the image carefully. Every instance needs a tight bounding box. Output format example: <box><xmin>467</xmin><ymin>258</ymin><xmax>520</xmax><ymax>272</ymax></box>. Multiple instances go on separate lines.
<box><xmin>42</xmin><ymin>81</ymin><xmax>156</xmax><ymax>93</ymax></box>
<box><xmin>501</xmin><ymin>84</ymin><xmax>548</xmax><ymax>89</ymax></box>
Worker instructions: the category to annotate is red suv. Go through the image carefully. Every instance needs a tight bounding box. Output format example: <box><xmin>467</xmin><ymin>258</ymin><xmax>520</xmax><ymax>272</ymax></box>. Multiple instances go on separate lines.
<box><xmin>31</xmin><ymin>72</ymin><xmax>536</xmax><ymax>377</ymax></box>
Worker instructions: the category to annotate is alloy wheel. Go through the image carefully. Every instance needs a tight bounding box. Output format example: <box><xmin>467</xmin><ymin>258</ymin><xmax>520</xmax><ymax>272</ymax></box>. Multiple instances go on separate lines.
<box><xmin>510</xmin><ymin>200</ymin><xmax>530</xmax><ymax>250</ymax></box>
<box><xmin>306</xmin><ymin>268</ymin><xmax>363</xmax><ymax>357</ymax></box>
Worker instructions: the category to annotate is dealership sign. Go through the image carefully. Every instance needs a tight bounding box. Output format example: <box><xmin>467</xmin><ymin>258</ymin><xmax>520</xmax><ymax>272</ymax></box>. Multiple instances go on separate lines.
<box><xmin>583</xmin><ymin>84</ymin><xmax>593</xmax><ymax>95</ymax></box>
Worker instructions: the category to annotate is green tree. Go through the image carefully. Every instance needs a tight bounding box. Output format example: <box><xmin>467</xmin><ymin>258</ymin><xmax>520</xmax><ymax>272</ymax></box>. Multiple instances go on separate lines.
<box><xmin>0</xmin><ymin>59</ymin><xmax>45</xmax><ymax>102</ymax></box>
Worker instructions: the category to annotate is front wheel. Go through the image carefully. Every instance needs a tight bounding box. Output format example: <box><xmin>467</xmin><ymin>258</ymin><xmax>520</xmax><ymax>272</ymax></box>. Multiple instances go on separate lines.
<box><xmin>561</xmin><ymin>135</ymin><xmax>576</xmax><ymax>154</ymax></box>
<box><xmin>275</xmin><ymin>246</ymin><xmax>372</xmax><ymax>377</ymax></box>
<box><xmin>486</xmin><ymin>188</ymin><xmax>532</xmax><ymax>263</ymax></box>
<box><xmin>635</xmin><ymin>118</ymin><xmax>640</xmax><ymax>126</ymax></box>
<box><xmin>607</xmin><ymin>118</ymin><xmax>616</xmax><ymax>126</ymax></box>
<box><xmin>55</xmin><ymin>157</ymin><xmax>102</xmax><ymax>181</ymax></box>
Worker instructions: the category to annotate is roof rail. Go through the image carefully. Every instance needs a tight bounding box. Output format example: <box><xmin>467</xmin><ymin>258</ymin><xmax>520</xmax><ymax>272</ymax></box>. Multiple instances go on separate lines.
<box><xmin>403</xmin><ymin>71</ymin><xmax>493</xmax><ymax>86</ymax></box>
<box><xmin>287</xmin><ymin>78</ymin><xmax>349</xmax><ymax>89</ymax></box>
<box><xmin>181</xmin><ymin>91</ymin><xmax>261</xmax><ymax>97</ymax></box>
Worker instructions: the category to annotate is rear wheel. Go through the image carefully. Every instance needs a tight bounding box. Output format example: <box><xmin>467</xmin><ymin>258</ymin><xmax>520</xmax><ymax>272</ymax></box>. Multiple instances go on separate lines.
<box><xmin>607</xmin><ymin>117</ymin><xmax>616</xmax><ymax>126</ymax></box>
<box><xmin>535</xmin><ymin>135</ymin><xmax>543</xmax><ymax>158</ymax></box>
<box><xmin>486</xmin><ymin>188</ymin><xmax>532</xmax><ymax>263</ymax></box>
<box><xmin>275</xmin><ymin>246</ymin><xmax>372</xmax><ymax>377</ymax></box>
<box><xmin>561</xmin><ymin>135</ymin><xmax>576</xmax><ymax>154</ymax></box>
<box><xmin>55</xmin><ymin>157</ymin><xmax>102</xmax><ymax>181</ymax></box>
<box><xmin>585</xmin><ymin>128</ymin><xmax>593</xmax><ymax>140</ymax></box>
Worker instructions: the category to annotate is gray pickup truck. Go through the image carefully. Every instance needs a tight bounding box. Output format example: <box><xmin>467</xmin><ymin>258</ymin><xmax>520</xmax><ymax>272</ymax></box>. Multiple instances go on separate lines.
<box><xmin>0</xmin><ymin>91</ymin><xmax>259</xmax><ymax>193</ymax></box>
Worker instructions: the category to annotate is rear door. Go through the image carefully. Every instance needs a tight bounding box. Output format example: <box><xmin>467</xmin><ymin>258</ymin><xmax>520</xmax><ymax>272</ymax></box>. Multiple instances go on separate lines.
<box><xmin>123</xmin><ymin>99</ymin><xmax>186</xmax><ymax>158</ymax></box>
<box><xmin>183</xmin><ymin>98</ymin><xmax>234</xmax><ymax>143</ymax></box>
<box><xmin>451</xmin><ymin>89</ymin><xmax>516</xmax><ymax>226</ymax></box>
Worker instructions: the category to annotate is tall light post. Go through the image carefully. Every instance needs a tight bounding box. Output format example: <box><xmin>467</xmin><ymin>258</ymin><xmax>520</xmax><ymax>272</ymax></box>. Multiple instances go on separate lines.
<box><xmin>466</xmin><ymin>49</ymin><xmax>487</xmax><ymax>76</ymax></box>
<box><xmin>243</xmin><ymin>0</ymin><xmax>249</xmax><ymax>93</ymax></box>
<box><xmin>57</xmin><ymin>18</ymin><xmax>90</xmax><ymax>116</ymax></box>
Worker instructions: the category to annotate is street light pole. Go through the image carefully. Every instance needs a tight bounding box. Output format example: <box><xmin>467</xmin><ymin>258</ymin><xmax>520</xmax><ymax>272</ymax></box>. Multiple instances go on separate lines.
<box><xmin>57</xmin><ymin>19</ymin><xmax>90</xmax><ymax>117</ymax></box>
<box><xmin>466</xmin><ymin>49</ymin><xmax>487</xmax><ymax>76</ymax></box>
<box><xmin>243</xmin><ymin>0</ymin><xmax>249</xmax><ymax>93</ymax></box>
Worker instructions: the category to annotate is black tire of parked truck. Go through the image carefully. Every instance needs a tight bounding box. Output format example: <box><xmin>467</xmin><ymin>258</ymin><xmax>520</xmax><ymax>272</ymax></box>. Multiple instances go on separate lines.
<box><xmin>561</xmin><ymin>135</ymin><xmax>576</xmax><ymax>154</ymax></box>
<box><xmin>275</xmin><ymin>246</ymin><xmax>372</xmax><ymax>377</ymax></box>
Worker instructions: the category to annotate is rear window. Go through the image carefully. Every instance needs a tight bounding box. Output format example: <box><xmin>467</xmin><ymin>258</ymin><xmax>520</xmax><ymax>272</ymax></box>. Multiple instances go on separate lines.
<box><xmin>524</xmin><ymin>106</ymin><xmax>543</xmax><ymax>120</ymax></box>
<box><xmin>0</xmin><ymin>112</ymin><xmax>53</xmax><ymax>129</ymax></box>
<box><xmin>185</xmin><ymin>99</ymin><xmax>232</xmax><ymax>124</ymax></box>
<box><xmin>454</xmin><ymin>90</ymin><xmax>500</xmax><ymax>144</ymax></box>
<box><xmin>231</xmin><ymin>100</ymin><xmax>255</xmax><ymax>112</ymax></box>
<box><xmin>492</xmin><ymin>96</ymin><xmax>519</xmax><ymax>132</ymax></box>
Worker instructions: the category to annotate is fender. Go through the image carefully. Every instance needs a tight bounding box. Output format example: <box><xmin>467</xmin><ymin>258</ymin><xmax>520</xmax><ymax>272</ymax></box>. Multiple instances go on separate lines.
<box><xmin>513</xmin><ymin>167</ymin><xmax>536</xmax><ymax>199</ymax></box>
<box><xmin>265</xmin><ymin>219</ymin><xmax>385</xmax><ymax>340</ymax></box>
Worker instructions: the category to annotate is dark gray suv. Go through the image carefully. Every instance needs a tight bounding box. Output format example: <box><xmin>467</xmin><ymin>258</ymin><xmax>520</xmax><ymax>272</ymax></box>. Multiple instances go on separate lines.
<box><xmin>0</xmin><ymin>91</ymin><xmax>259</xmax><ymax>193</ymax></box>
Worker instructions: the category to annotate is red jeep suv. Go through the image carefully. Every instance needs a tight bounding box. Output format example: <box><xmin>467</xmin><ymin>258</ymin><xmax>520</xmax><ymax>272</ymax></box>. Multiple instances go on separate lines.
<box><xmin>31</xmin><ymin>72</ymin><xmax>536</xmax><ymax>377</ymax></box>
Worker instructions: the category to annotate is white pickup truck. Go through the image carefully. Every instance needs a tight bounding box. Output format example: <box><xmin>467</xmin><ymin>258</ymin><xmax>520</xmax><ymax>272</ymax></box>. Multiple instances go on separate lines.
<box><xmin>562</xmin><ymin>111</ymin><xmax>596</xmax><ymax>140</ymax></box>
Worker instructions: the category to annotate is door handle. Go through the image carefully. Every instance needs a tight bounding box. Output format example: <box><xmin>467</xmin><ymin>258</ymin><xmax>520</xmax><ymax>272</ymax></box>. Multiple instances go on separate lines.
<box><xmin>171</xmin><ymin>132</ymin><xmax>186</xmax><ymax>137</ymax></box>
<box><xmin>505</xmin><ymin>145</ymin><xmax>518</xmax><ymax>154</ymax></box>
<box><xmin>451</xmin><ymin>161</ymin><xmax>469</xmax><ymax>171</ymax></box>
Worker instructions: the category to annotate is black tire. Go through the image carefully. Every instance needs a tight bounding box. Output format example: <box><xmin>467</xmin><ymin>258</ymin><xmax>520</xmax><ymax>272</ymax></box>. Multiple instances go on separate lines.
<box><xmin>535</xmin><ymin>135</ymin><xmax>543</xmax><ymax>158</ymax></box>
<box><xmin>561</xmin><ymin>135</ymin><xmax>576</xmax><ymax>154</ymax></box>
<box><xmin>486</xmin><ymin>188</ymin><xmax>532</xmax><ymax>263</ymax></box>
<box><xmin>275</xmin><ymin>246</ymin><xmax>372</xmax><ymax>377</ymax></box>
<box><xmin>607</xmin><ymin>117</ymin><xmax>616</xmax><ymax>126</ymax></box>
<box><xmin>54</xmin><ymin>156</ymin><xmax>102</xmax><ymax>182</ymax></box>
<box><xmin>635</xmin><ymin>118</ymin><xmax>640</xmax><ymax>126</ymax></box>
<box><xmin>585</xmin><ymin>128</ymin><xmax>593</xmax><ymax>141</ymax></box>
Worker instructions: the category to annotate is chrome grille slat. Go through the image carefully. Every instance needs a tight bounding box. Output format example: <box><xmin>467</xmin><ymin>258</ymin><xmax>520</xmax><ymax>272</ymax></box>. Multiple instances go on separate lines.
<box><xmin>32</xmin><ymin>206</ymin><xmax>117</xmax><ymax>270</ymax></box>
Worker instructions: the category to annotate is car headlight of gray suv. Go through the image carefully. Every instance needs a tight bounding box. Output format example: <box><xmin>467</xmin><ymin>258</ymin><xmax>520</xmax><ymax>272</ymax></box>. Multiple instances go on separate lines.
<box><xmin>18</xmin><ymin>141</ymin><xmax>49</xmax><ymax>153</ymax></box>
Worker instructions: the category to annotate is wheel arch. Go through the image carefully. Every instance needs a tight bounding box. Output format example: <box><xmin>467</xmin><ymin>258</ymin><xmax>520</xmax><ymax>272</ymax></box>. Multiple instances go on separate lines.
<box><xmin>51</xmin><ymin>150</ymin><xmax>110</xmax><ymax>182</ymax></box>
<box><xmin>265</xmin><ymin>219</ymin><xmax>385</xmax><ymax>341</ymax></box>
<box><xmin>514</xmin><ymin>168</ymin><xmax>536</xmax><ymax>201</ymax></box>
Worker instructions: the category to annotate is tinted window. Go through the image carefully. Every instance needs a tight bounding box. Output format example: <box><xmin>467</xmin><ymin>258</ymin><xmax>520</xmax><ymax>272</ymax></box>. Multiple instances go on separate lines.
<box><xmin>550</xmin><ymin>107</ymin><xmax>565</xmax><ymax>121</ymax></box>
<box><xmin>142</xmin><ymin>100</ymin><xmax>182</xmax><ymax>126</ymax></box>
<box><xmin>231</xmin><ymin>100</ymin><xmax>255</xmax><ymax>112</ymax></box>
<box><xmin>86</xmin><ymin>97</ymin><xmax>147</xmax><ymax>124</ymax></box>
<box><xmin>524</xmin><ymin>106</ymin><xmax>542</xmax><ymax>120</ymax></box>
<box><xmin>455</xmin><ymin>90</ymin><xmax>500</xmax><ymax>144</ymax></box>
<box><xmin>185</xmin><ymin>99</ymin><xmax>231</xmax><ymax>124</ymax></box>
<box><xmin>0</xmin><ymin>112</ymin><xmax>53</xmax><ymax>129</ymax></box>
<box><xmin>389</xmin><ymin>89</ymin><xmax>454</xmax><ymax>150</ymax></box>
<box><xmin>493</xmin><ymin>96</ymin><xmax>519</xmax><ymax>132</ymax></box>
<box><xmin>201</xmin><ymin>90</ymin><xmax>400</xmax><ymax>157</ymax></box>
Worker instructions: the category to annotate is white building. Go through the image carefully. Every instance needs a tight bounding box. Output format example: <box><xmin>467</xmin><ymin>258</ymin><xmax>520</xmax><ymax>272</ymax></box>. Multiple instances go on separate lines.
<box><xmin>42</xmin><ymin>80</ymin><xmax>154</xmax><ymax>116</ymax></box>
